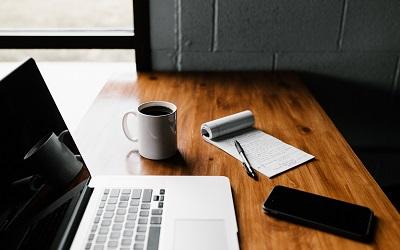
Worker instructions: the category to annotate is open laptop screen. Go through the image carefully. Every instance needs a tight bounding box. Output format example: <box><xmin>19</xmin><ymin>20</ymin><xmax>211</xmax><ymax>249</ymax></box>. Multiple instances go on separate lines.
<box><xmin>0</xmin><ymin>59</ymin><xmax>87</xmax><ymax>248</ymax></box>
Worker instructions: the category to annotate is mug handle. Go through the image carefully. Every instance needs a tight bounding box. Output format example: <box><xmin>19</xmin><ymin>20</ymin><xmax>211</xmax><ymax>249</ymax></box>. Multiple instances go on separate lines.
<box><xmin>58</xmin><ymin>130</ymin><xmax>82</xmax><ymax>163</ymax></box>
<box><xmin>122</xmin><ymin>112</ymin><xmax>138</xmax><ymax>142</ymax></box>
<box><xmin>58</xmin><ymin>130</ymin><xmax>69</xmax><ymax>142</ymax></box>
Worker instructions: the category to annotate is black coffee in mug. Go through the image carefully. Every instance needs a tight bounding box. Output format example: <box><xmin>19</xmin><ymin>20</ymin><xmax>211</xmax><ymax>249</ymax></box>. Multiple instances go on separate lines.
<box><xmin>140</xmin><ymin>105</ymin><xmax>173</xmax><ymax>116</ymax></box>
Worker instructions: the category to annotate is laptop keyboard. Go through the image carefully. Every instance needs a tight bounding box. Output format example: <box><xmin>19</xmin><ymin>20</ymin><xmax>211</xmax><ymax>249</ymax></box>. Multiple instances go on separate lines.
<box><xmin>85</xmin><ymin>188</ymin><xmax>165</xmax><ymax>250</ymax></box>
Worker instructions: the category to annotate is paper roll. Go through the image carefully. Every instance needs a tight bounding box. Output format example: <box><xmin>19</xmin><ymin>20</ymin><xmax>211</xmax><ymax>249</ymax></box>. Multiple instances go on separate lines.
<box><xmin>200</xmin><ymin>110</ymin><xmax>255</xmax><ymax>139</ymax></box>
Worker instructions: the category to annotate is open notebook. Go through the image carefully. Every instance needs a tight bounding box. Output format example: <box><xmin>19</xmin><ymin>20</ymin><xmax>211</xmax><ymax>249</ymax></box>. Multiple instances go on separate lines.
<box><xmin>201</xmin><ymin>111</ymin><xmax>314</xmax><ymax>178</ymax></box>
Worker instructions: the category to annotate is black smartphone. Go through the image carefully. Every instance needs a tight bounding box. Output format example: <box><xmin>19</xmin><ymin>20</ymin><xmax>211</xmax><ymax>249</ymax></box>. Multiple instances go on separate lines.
<box><xmin>263</xmin><ymin>185</ymin><xmax>375</xmax><ymax>242</ymax></box>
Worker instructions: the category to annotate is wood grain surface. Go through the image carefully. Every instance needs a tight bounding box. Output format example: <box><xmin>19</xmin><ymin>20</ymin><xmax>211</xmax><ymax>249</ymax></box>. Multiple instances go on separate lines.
<box><xmin>75</xmin><ymin>71</ymin><xmax>400</xmax><ymax>250</ymax></box>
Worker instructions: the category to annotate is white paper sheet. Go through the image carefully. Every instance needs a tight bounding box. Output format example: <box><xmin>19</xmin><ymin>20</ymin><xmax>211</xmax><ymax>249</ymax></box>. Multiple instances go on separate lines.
<box><xmin>201</xmin><ymin>111</ymin><xmax>314</xmax><ymax>178</ymax></box>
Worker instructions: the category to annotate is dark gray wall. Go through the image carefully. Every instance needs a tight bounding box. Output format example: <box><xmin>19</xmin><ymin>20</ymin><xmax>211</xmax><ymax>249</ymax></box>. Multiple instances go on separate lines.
<box><xmin>149</xmin><ymin>0</ymin><xmax>400</xmax><ymax>93</ymax></box>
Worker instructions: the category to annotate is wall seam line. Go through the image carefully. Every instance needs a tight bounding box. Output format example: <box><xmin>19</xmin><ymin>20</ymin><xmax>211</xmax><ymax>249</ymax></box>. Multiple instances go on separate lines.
<box><xmin>272</xmin><ymin>53</ymin><xmax>278</xmax><ymax>71</ymax></box>
<box><xmin>392</xmin><ymin>56</ymin><xmax>400</xmax><ymax>97</ymax></box>
<box><xmin>211</xmin><ymin>0</ymin><xmax>218</xmax><ymax>52</ymax></box>
<box><xmin>176</xmin><ymin>0</ymin><xmax>182</xmax><ymax>71</ymax></box>
<box><xmin>337</xmin><ymin>0</ymin><xmax>348</xmax><ymax>51</ymax></box>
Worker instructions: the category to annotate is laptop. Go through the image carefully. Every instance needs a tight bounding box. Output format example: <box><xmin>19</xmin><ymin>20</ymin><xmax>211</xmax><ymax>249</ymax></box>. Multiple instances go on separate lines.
<box><xmin>0</xmin><ymin>59</ymin><xmax>239</xmax><ymax>250</ymax></box>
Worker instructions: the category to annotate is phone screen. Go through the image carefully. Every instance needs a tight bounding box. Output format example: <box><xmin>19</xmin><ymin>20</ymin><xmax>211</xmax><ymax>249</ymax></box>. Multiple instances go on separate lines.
<box><xmin>263</xmin><ymin>186</ymin><xmax>374</xmax><ymax>240</ymax></box>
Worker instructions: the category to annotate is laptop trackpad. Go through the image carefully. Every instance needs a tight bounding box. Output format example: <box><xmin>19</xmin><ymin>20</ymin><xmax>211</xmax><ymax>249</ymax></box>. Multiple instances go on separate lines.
<box><xmin>174</xmin><ymin>219</ymin><xmax>228</xmax><ymax>250</ymax></box>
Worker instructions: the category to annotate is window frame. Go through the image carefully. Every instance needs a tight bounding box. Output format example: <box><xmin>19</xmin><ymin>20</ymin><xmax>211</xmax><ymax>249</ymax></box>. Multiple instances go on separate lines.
<box><xmin>0</xmin><ymin>0</ymin><xmax>151</xmax><ymax>71</ymax></box>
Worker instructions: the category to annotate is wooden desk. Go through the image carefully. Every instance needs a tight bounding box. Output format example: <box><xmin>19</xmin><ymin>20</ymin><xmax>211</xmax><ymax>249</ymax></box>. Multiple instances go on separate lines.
<box><xmin>75</xmin><ymin>71</ymin><xmax>400</xmax><ymax>249</ymax></box>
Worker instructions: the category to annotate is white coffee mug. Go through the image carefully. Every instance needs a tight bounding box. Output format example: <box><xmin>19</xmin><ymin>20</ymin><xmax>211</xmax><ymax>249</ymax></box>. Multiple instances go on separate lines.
<box><xmin>122</xmin><ymin>101</ymin><xmax>177</xmax><ymax>160</ymax></box>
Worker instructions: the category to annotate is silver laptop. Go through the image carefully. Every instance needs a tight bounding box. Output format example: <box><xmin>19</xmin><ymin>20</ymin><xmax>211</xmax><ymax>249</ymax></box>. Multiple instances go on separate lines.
<box><xmin>0</xmin><ymin>59</ymin><xmax>239</xmax><ymax>250</ymax></box>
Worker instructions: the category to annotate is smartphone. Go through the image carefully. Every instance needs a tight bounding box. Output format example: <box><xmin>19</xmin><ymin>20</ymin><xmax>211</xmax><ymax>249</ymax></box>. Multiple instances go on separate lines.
<box><xmin>263</xmin><ymin>185</ymin><xmax>375</xmax><ymax>242</ymax></box>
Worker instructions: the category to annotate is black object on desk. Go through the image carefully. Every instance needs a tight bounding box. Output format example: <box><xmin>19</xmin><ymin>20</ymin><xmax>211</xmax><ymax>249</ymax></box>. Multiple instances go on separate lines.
<box><xmin>263</xmin><ymin>185</ymin><xmax>375</xmax><ymax>242</ymax></box>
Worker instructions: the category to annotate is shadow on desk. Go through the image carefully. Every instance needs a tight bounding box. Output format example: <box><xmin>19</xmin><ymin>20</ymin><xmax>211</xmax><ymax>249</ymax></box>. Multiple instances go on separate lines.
<box><xmin>300</xmin><ymin>72</ymin><xmax>400</xmax><ymax>211</ymax></box>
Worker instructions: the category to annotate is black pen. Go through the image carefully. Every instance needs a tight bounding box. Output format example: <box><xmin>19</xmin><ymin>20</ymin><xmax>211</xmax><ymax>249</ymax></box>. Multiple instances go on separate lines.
<box><xmin>234</xmin><ymin>140</ymin><xmax>257</xmax><ymax>180</ymax></box>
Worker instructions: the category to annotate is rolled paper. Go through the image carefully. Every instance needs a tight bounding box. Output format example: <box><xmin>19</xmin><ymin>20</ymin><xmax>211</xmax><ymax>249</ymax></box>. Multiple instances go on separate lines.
<box><xmin>200</xmin><ymin>110</ymin><xmax>255</xmax><ymax>140</ymax></box>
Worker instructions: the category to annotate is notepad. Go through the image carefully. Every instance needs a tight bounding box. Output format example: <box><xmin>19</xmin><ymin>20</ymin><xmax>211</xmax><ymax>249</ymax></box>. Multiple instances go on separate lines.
<box><xmin>200</xmin><ymin>110</ymin><xmax>314</xmax><ymax>178</ymax></box>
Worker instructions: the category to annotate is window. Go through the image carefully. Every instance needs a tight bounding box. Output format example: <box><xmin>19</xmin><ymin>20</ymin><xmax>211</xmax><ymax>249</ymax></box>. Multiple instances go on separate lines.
<box><xmin>0</xmin><ymin>0</ymin><xmax>150</xmax><ymax>70</ymax></box>
<box><xmin>0</xmin><ymin>0</ymin><xmax>133</xmax><ymax>29</ymax></box>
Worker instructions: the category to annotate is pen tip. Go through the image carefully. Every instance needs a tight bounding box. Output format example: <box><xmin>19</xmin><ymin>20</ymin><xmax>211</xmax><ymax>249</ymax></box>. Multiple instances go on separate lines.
<box><xmin>246</xmin><ymin>170</ymin><xmax>258</xmax><ymax>180</ymax></box>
